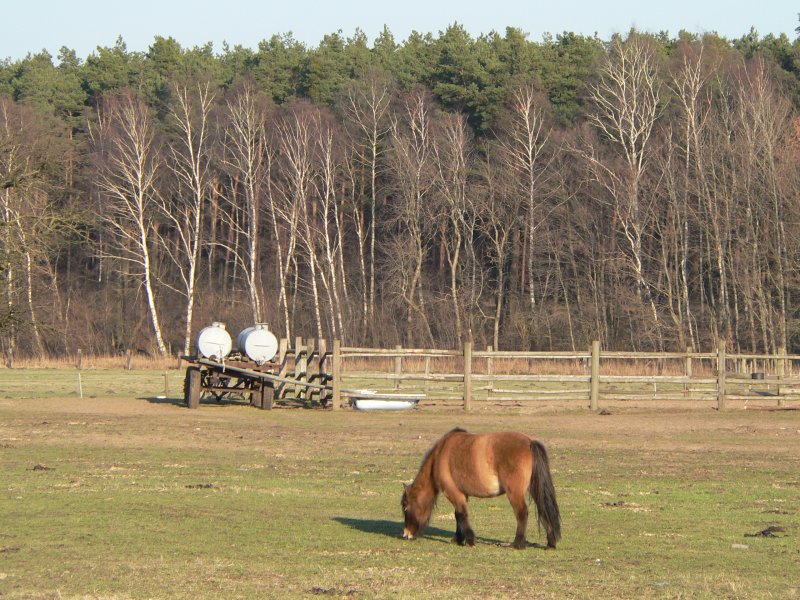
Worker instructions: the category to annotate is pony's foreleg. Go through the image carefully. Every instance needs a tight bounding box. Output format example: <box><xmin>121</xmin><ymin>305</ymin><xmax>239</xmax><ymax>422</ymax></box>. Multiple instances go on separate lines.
<box><xmin>448</xmin><ymin>493</ymin><xmax>475</xmax><ymax>546</ymax></box>
<box><xmin>507</xmin><ymin>488</ymin><xmax>529</xmax><ymax>549</ymax></box>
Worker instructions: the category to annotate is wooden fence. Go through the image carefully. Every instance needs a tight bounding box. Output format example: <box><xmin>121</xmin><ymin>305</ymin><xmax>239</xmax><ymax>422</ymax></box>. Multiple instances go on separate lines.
<box><xmin>72</xmin><ymin>340</ymin><xmax>800</xmax><ymax>411</ymax></box>
<box><xmin>327</xmin><ymin>340</ymin><xmax>800</xmax><ymax>411</ymax></box>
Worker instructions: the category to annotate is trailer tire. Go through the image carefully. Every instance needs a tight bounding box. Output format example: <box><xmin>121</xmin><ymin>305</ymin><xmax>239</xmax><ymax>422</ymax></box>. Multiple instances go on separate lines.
<box><xmin>185</xmin><ymin>366</ymin><xmax>202</xmax><ymax>409</ymax></box>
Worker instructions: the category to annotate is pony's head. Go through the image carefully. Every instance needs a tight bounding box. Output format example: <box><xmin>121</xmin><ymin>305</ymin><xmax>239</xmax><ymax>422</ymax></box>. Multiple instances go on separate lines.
<box><xmin>401</xmin><ymin>482</ymin><xmax>432</xmax><ymax>540</ymax></box>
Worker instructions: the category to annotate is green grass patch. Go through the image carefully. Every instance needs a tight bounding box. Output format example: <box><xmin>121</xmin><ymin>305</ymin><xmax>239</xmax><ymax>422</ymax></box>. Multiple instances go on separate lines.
<box><xmin>0</xmin><ymin>371</ymin><xmax>798</xmax><ymax>598</ymax></box>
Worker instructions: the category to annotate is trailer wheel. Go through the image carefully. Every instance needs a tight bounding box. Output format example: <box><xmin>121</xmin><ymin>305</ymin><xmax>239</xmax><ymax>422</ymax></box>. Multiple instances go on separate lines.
<box><xmin>184</xmin><ymin>366</ymin><xmax>202</xmax><ymax>409</ymax></box>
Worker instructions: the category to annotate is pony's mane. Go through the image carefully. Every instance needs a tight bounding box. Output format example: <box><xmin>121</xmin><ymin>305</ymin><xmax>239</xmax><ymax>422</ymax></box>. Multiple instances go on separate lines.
<box><xmin>413</xmin><ymin>428</ymin><xmax>467</xmax><ymax>483</ymax></box>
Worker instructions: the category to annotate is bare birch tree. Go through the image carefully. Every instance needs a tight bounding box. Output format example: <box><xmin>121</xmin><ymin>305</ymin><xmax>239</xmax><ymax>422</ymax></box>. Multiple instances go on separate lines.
<box><xmin>432</xmin><ymin>111</ymin><xmax>472</xmax><ymax>343</ymax></box>
<box><xmin>386</xmin><ymin>89</ymin><xmax>437</xmax><ymax>346</ymax></box>
<box><xmin>341</xmin><ymin>147</ymin><xmax>370</xmax><ymax>339</ymax></box>
<box><xmin>162</xmin><ymin>82</ymin><xmax>214</xmax><ymax>355</ymax></box>
<box><xmin>475</xmin><ymin>145</ymin><xmax>524</xmax><ymax>350</ymax></box>
<box><xmin>315</xmin><ymin>113</ymin><xmax>346</xmax><ymax>339</ymax></box>
<box><xmin>733</xmin><ymin>58</ymin><xmax>794</xmax><ymax>351</ymax></box>
<box><xmin>264</xmin><ymin>130</ymin><xmax>298</xmax><ymax>342</ymax></box>
<box><xmin>499</xmin><ymin>84</ymin><xmax>552</xmax><ymax>308</ymax></box>
<box><xmin>275</xmin><ymin>103</ymin><xmax>325</xmax><ymax>339</ymax></box>
<box><xmin>582</xmin><ymin>33</ymin><xmax>664</xmax><ymax>345</ymax></box>
<box><xmin>90</xmin><ymin>91</ymin><xmax>168</xmax><ymax>355</ymax></box>
<box><xmin>663</xmin><ymin>44</ymin><xmax>716</xmax><ymax>349</ymax></box>
<box><xmin>342</xmin><ymin>72</ymin><xmax>392</xmax><ymax>337</ymax></box>
<box><xmin>0</xmin><ymin>97</ymin><xmax>42</xmax><ymax>357</ymax></box>
<box><xmin>221</xmin><ymin>82</ymin><xmax>269</xmax><ymax>323</ymax></box>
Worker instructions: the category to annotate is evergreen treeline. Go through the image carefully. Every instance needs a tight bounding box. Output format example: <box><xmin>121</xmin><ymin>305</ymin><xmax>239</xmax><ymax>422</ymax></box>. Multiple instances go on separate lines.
<box><xmin>2</xmin><ymin>24</ymin><xmax>800</xmax><ymax>357</ymax></box>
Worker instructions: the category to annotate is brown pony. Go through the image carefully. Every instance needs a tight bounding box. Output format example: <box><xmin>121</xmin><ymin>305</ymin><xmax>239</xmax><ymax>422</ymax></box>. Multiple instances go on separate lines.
<box><xmin>401</xmin><ymin>428</ymin><xmax>561</xmax><ymax>549</ymax></box>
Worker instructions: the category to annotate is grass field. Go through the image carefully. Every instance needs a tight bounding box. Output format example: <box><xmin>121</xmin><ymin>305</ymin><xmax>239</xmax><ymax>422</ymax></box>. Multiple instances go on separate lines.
<box><xmin>0</xmin><ymin>368</ymin><xmax>798</xmax><ymax>599</ymax></box>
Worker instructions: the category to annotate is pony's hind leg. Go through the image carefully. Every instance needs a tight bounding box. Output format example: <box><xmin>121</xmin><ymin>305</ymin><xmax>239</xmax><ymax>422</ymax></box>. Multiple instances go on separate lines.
<box><xmin>507</xmin><ymin>488</ymin><xmax>529</xmax><ymax>549</ymax></box>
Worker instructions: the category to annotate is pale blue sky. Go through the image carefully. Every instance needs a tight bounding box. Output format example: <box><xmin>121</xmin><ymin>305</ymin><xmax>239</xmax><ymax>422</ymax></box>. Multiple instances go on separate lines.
<box><xmin>4</xmin><ymin>0</ymin><xmax>798</xmax><ymax>61</ymax></box>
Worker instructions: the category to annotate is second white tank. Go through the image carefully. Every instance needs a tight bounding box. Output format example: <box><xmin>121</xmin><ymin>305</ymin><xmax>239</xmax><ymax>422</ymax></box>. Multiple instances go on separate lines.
<box><xmin>237</xmin><ymin>323</ymin><xmax>279</xmax><ymax>363</ymax></box>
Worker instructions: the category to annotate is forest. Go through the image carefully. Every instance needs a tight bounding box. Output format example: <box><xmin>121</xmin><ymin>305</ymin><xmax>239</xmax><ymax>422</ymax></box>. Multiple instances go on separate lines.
<box><xmin>2</xmin><ymin>22</ymin><xmax>800</xmax><ymax>358</ymax></box>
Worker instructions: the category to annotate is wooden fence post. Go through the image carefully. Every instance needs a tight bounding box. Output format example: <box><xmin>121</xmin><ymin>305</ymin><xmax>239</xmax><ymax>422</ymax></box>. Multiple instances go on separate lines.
<box><xmin>295</xmin><ymin>336</ymin><xmax>305</xmax><ymax>399</ymax></box>
<box><xmin>717</xmin><ymin>342</ymin><xmax>727</xmax><ymax>411</ymax></box>
<box><xmin>394</xmin><ymin>345</ymin><xmax>402</xmax><ymax>390</ymax></box>
<box><xmin>332</xmin><ymin>339</ymin><xmax>341</xmax><ymax>410</ymax></box>
<box><xmin>486</xmin><ymin>345</ymin><xmax>494</xmax><ymax>402</ymax></box>
<box><xmin>463</xmin><ymin>340</ymin><xmax>473</xmax><ymax>412</ymax></box>
<box><xmin>76</xmin><ymin>349</ymin><xmax>83</xmax><ymax>399</ymax></box>
<box><xmin>318</xmin><ymin>338</ymin><xmax>329</xmax><ymax>406</ymax></box>
<box><xmin>277</xmin><ymin>338</ymin><xmax>289</xmax><ymax>399</ymax></box>
<box><xmin>424</xmin><ymin>356</ymin><xmax>431</xmax><ymax>394</ymax></box>
<box><xmin>125</xmin><ymin>349</ymin><xmax>132</xmax><ymax>370</ymax></box>
<box><xmin>778</xmin><ymin>345</ymin><xmax>785</xmax><ymax>400</ymax></box>
<box><xmin>684</xmin><ymin>347</ymin><xmax>692</xmax><ymax>397</ymax></box>
<box><xmin>590</xmin><ymin>340</ymin><xmax>600</xmax><ymax>411</ymax></box>
<box><xmin>304</xmin><ymin>338</ymin><xmax>316</xmax><ymax>403</ymax></box>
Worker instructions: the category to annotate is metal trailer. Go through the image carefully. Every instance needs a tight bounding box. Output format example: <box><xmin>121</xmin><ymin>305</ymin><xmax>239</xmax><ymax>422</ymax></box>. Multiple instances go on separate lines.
<box><xmin>180</xmin><ymin>354</ymin><xmax>425</xmax><ymax>410</ymax></box>
<box><xmin>181</xmin><ymin>356</ymin><xmax>280</xmax><ymax>409</ymax></box>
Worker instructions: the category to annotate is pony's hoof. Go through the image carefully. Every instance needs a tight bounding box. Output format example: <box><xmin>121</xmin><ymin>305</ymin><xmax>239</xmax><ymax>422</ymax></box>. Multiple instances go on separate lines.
<box><xmin>512</xmin><ymin>541</ymin><xmax>527</xmax><ymax>550</ymax></box>
<box><xmin>466</xmin><ymin>538</ymin><xmax>475</xmax><ymax>547</ymax></box>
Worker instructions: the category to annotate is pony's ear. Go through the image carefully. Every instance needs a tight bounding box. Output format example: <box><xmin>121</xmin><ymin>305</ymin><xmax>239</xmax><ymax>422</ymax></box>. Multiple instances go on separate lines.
<box><xmin>403</xmin><ymin>482</ymin><xmax>408</xmax><ymax>491</ymax></box>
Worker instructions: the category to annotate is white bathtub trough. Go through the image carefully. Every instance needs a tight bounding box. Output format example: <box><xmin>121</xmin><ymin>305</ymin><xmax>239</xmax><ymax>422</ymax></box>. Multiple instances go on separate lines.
<box><xmin>349</xmin><ymin>390</ymin><xmax>424</xmax><ymax>411</ymax></box>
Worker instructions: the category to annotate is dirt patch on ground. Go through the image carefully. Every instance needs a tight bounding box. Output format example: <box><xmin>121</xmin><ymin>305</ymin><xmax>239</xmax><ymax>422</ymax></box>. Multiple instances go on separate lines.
<box><xmin>2</xmin><ymin>395</ymin><xmax>798</xmax><ymax>459</ymax></box>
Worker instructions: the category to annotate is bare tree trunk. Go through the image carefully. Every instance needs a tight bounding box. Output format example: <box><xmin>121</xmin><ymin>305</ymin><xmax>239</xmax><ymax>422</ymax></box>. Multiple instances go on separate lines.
<box><xmin>265</xmin><ymin>151</ymin><xmax>297</xmax><ymax>341</ymax></box>
<box><xmin>583</xmin><ymin>34</ymin><xmax>663</xmax><ymax>348</ymax></box>
<box><xmin>90</xmin><ymin>91</ymin><xmax>167</xmax><ymax>355</ymax></box>
<box><xmin>222</xmin><ymin>83</ymin><xmax>269</xmax><ymax>323</ymax></box>
<box><xmin>476</xmin><ymin>146</ymin><xmax>522</xmax><ymax>351</ymax></box>
<box><xmin>344</xmin><ymin>74</ymin><xmax>391</xmax><ymax>342</ymax></box>
<box><xmin>433</xmin><ymin>113</ymin><xmax>472</xmax><ymax>344</ymax></box>
<box><xmin>501</xmin><ymin>84</ymin><xmax>552</xmax><ymax>311</ymax></box>
<box><xmin>21</xmin><ymin>233</ymin><xmax>44</xmax><ymax>355</ymax></box>
<box><xmin>387</xmin><ymin>90</ymin><xmax>437</xmax><ymax>347</ymax></box>
<box><xmin>164</xmin><ymin>83</ymin><xmax>214</xmax><ymax>355</ymax></box>
<box><xmin>317</xmin><ymin>123</ymin><xmax>345</xmax><ymax>339</ymax></box>
<box><xmin>276</xmin><ymin>104</ymin><xmax>325</xmax><ymax>339</ymax></box>
<box><xmin>343</xmin><ymin>153</ymin><xmax>370</xmax><ymax>340</ymax></box>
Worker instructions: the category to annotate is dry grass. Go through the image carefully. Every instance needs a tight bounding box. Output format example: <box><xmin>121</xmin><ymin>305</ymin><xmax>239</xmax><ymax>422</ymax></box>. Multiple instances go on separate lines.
<box><xmin>6</xmin><ymin>350</ymin><xmax>782</xmax><ymax>379</ymax></box>
<box><xmin>8</xmin><ymin>352</ymin><xmax>181</xmax><ymax>371</ymax></box>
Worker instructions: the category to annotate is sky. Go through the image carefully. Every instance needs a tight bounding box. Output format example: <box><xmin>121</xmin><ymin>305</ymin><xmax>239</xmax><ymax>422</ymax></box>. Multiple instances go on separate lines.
<box><xmin>3</xmin><ymin>0</ymin><xmax>798</xmax><ymax>62</ymax></box>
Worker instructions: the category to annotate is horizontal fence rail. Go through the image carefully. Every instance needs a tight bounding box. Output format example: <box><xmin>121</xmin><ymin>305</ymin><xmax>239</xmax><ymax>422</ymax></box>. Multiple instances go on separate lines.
<box><xmin>62</xmin><ymin>340</ymin><xmax>800</xmax><ymax>412</ymax></box>
<box><xmin>330</xmin><ymin>340</ymin><xmax>800</xmax><ymax>411</ymax></box>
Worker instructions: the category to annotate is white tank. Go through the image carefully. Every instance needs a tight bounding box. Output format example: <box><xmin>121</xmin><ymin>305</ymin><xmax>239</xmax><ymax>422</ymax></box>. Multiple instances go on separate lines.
<box><xmin>197</xmin><ymin>322</ymin><xmax>232</xmax><ymax>359</ymax></box>
<box><xmin>237</xmin><ymin>323</ymin><xmax>279</xmax><ymax>364</ymax></box>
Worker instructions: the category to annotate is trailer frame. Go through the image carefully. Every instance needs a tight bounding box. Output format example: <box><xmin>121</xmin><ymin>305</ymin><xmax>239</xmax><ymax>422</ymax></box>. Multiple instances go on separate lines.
<box><xmin>182</xmin><ymin>355</ymin><xmax>281</xmax><ymax>409</ymax></box>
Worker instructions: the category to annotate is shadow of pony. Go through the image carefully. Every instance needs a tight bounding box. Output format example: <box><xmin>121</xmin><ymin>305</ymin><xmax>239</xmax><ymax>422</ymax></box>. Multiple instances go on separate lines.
<box><xmin>332</xmin><ymin>516</ymin><xmax>524</xmax><ymax>547</ymax></box>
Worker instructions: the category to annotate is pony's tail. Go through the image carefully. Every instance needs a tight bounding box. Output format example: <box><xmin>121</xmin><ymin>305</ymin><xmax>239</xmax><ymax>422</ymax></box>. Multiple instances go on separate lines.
<box><xmin>530</xmin><ymin>440</ymin><xmax>562</xmax><ymax>548</ymax></box>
